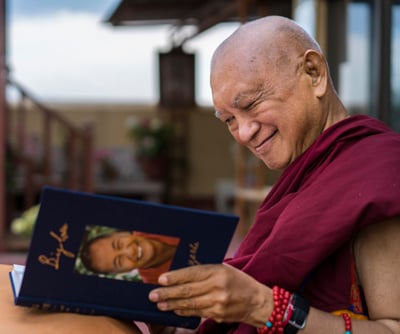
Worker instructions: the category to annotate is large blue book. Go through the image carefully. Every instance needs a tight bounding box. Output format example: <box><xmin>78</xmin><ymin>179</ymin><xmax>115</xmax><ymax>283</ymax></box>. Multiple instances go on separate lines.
<box><xmin>9</xmin><ymin>186</ymin><xmax>238</xmax><ymax>329</ymax></box>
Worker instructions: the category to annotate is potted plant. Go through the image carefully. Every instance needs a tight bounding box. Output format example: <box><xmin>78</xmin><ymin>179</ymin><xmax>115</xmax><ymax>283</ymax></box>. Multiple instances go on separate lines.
<box><xmin>95</xmin><ymin>149</ymin><xmax>119</xmax><ymax>182</ymax></box>
<box><xmin>127</xmin><ymin>116</ymin><xmax>174</xmax><ymax>180</ymax></box>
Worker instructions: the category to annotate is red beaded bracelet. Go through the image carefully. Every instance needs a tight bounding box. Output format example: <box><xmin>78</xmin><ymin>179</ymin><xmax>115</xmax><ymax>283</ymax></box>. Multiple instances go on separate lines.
<box><xmin>257</xmin><ymin>286</ymin><xmax>291</xmax><ymax>334</ymax></box>
<box><xmin>342</xmin><ymin>313</ymin><xmax>352</xmax><ymax>334</ymax></box>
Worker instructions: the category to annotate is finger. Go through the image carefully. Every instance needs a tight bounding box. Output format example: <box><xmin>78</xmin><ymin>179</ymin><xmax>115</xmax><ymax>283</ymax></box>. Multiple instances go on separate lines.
<box><xmin>158</xmin><ymin>264</ymin><xmax>217</xmax><ymax>286</ymax></box>
<box><xmin>150</xmin><ymin>264</ymin><xmax>233</xmax><ymax>303</ymax></box>
<box><xmin>150</xmin><ymin>279</ymin><xmax>210</xmax><ymax>303</ymax></box>
<box><xmin>174</xmin><ymin>308</ymin><xmax>225</xmax><ymax>323</ymax></box>
<box><xmin>153</xmin><ymin>282</ymin><xmax>235</xmax><ymax>322</ymax></box>
<box><xmin>171</xmin><ymin>296</ymin><xmax>253</xmax><ymax>325</ymax></box>
<box><xmin>172</xmin><ymin>301</ymin><xmax>236</xmax><ymax>324</ymax></box>
<box><xmin>155</xmin><ymin>288</ymin><xmax>216</xmax><ymax>311</ymax></box>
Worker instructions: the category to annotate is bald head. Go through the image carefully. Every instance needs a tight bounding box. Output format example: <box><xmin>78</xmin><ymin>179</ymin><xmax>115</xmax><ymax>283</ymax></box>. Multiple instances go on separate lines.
<box><xmin>236</xmin><ymin>15</ymin><xmax>321</xmax><ymax>51</ymax></box>
<box><xmin>211</xmin><ymin>16</ymin><xmax>322</xmax><ymax>80</ymax></box>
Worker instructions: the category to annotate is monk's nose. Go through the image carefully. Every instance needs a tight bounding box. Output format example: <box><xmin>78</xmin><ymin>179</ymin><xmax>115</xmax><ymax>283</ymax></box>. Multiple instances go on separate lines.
<box><xmin>237</xmin><ymin>119</ymin><xmax>259</xmax><ymax>143</ymax></box>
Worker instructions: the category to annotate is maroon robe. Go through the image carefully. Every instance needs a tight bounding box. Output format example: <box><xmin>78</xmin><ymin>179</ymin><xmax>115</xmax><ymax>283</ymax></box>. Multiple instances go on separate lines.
<box><xmin>200</xmin><ymin>115</ymin><xmax>400</xmax><ymax>334</ymax></box>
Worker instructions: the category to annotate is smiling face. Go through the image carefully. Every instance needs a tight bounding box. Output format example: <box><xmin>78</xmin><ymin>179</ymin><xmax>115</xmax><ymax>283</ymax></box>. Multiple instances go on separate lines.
<box><xmin>212</xmin><ymin>61</ymin><xmax>323</xmax><ymax>170</ymax></box>
<box><xmin>211</xmin><ymin>17</ymin><xmax>338</xmax><ymax>170</ymax></box>
<box><xmin>87</xmin><ymin>231</ymin><xmax>164</xmax><ymax>274</ymax></box>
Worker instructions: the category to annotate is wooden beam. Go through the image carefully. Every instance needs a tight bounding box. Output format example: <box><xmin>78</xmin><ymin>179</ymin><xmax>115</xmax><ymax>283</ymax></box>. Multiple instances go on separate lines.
<box><xmin>0</xmin><ymin>0</ymin><xmax>7</xmax><ymax>243</ymax></box>
<box><xmin>371</xmin><ymin>0</ymin><xmax>392</xmax><ymax>123</ymax></box>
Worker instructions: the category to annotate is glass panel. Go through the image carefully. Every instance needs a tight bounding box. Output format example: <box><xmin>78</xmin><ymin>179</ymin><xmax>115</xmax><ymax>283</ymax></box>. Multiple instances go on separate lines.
<box><xmin>339</xmin><ymin>2</ymin><xmax>371</xmax><ymax>116</ymax></box>
<box><xmin>392</xmin><ymin>4</ymin><xmax>400</xmax><ymax>132</ymax></box>
<box><xmin>293</xmin><ymin>0</ymin><xmax>316</xmax><ymax>37</ymax></box>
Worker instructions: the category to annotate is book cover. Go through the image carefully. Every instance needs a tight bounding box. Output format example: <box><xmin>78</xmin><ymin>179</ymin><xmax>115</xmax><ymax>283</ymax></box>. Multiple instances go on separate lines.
<box><xmin>9</xmin><ymin>186</ymin><xmax>239</xmax><ymax>329</ymax></box>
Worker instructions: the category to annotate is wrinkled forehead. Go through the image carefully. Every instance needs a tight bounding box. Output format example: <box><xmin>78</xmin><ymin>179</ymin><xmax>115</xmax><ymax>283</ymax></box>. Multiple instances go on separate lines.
<box><xmin>211</xmin><ymin>50</ymin><xmax>280</xmax><ymax>105</ymax></box>
<box><xmin>211</xmin><ymin>36</ymin><xmax>288</xmax><ymax>88</ymax></box>
<box><xmin>211</xmin><ymin>50</ymin><xmax>263</xmax><ymax>95</ymax></box>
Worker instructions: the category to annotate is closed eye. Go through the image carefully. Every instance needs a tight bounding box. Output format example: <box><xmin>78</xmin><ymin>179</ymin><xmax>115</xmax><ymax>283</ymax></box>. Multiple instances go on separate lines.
<box><xmin>224</xmin><ymin>116</ymin><xmax>235</xmax><ymax>125</ymax></box>
<box><xmin>113</xmin><ymin>255</ymin><xmax>122</xmax><ymax>270</ymax></box>
<box><xmin>112</xmin><ymin>239</ymin><xmax>120</xmax><ymax>250</ymax></box>
<box><xmin>214</xmin><ymin>110</ymin><xmax>236</xmax><ymax>128</ymax></box>
<box><xmin>115</xmin><ymin>255</ymin><xmax>132</xmax><ymax>272</ymax></box>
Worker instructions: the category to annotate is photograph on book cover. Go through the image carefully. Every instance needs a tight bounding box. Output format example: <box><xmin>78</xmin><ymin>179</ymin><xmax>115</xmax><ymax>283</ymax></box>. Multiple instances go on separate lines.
<box><xmin>75</xmin><ymin>225</ymin><xmax>180</xmax><ymax>284</ymax></box>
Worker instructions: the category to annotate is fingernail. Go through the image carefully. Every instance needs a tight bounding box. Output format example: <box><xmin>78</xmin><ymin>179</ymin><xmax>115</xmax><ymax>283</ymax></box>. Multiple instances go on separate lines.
<box><xmin>158</xmin><ymin>274</ymin><xmax>168</xmax><ymax>285</ymax></box>
<box><xmin>157</xmin><ymin>302</ymin><xmax>168</xmax><ymax>311</ymax></box>
<box><xmin>149</xmin><ymin>291</ymin><xmax>159</xmax><ymax>302</ymax></box>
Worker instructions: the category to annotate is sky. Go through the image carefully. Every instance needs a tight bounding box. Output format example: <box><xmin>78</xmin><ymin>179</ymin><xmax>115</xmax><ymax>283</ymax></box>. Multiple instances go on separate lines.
<box><xmin>6</xmin><ymin>0</ymin><xmax>239</xmax><ymax>105</ymax></box>
<box><xmin>6</xmin><ymin>0</ymin><xmax>399</xmax><ymax>108</ymax></box>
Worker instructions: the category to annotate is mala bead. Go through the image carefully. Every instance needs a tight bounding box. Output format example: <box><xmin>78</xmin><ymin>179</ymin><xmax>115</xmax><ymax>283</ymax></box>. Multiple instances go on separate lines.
<box><xmin>257</xmin><ymin>286</ymin><xmax>291</xmax><ymax>334</ymax></box>
<box><xmin>342</xmin><ymin>313</ymin><xmax>352</xmax><ymax>334</ymax></box>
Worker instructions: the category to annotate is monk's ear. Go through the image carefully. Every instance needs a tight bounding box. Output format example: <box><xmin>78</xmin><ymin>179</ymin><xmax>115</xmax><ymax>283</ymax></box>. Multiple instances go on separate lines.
<box><xmin>302</xmin><ymin>49</ymin><xmax>328</xmax><ymax>98</ymax></box>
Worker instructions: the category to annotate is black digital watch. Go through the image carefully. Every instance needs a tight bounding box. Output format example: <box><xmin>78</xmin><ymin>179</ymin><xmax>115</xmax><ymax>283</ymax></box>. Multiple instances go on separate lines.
<box><xmin>284</xmin><ymin>293</ymin><xmax>310</xmax><ymax>334</ymax></box>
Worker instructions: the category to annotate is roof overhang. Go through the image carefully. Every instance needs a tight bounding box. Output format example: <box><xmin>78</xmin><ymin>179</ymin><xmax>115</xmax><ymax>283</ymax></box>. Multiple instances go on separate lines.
<box><xmin>104</xmin><ymin>0</ymin><xmax>292</xmax><ymax>45</ymax></box>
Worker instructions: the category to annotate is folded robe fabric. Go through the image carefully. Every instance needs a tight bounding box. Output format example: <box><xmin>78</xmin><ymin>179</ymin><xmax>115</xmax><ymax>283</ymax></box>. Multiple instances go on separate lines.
<box><xmin>200</xmin><ymin>115</ymin><xmax>400</xmax><ymax>334</ymax></box>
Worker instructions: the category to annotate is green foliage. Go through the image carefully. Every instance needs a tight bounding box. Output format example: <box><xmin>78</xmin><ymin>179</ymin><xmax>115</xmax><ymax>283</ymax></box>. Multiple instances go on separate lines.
<box><xmin>10</xmin><ymin>205</ymin><xmax>40</xmax><ymax>237</ymax></box>
<box><xmin>127</xmin><ymin>116</ymin><xmax>174</xmax><ymax>158</ymax></box>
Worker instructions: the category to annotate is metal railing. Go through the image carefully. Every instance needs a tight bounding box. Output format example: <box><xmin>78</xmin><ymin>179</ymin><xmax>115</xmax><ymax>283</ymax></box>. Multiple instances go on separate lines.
<box><xmin>5</xmin><ymin>79</ymin><xmax>94</xmax><ymax>226</ymax></box>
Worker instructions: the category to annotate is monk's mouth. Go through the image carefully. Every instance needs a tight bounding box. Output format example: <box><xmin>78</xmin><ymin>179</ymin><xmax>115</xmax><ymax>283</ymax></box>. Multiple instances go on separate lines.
<box><xmin>129</xmin><ymin>239</ymin><xmax>143</xmax><ymax>260</ymax></box>
<box><xmin>255</xmin><ymin>130</ymin><xmax>277</xmax><ymax>152</ymax></box>
<box><xmin>137</xmin><ymin>245</ymin><xmax>142</xmax><ymax>260</ymax></box>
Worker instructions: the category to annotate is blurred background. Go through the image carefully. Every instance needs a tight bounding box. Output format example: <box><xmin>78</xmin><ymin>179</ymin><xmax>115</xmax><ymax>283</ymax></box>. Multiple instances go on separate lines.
<box><xmin>0</xmin><ymin>0</ymin><xmax>399</xmax><ymax>261</ymax></box>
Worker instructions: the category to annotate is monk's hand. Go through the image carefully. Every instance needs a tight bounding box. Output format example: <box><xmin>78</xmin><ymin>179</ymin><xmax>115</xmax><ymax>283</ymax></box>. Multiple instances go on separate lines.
<box><xmin>148</xmin><ymin>264</ymin><xmax>272</xmax><ymax>326</ymax></box>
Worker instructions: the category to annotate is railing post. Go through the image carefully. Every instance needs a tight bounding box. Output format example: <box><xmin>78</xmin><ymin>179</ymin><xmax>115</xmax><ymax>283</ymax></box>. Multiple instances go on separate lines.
<box><xmin>43</xmin><ymin>112</ymin><xmax>52</xmax><ymax>179</ymax></box>
<box><xmin>82</xmin><ymin>123</ymin><xmax>94</xmax><ymax>192</ymax></box>
<box><xmin>4</xmin><ymin>79</ymin><xmax>95</xmax><ymax>244</ymax></box>
<box><xmin>17</xmin><ymin>93</ymin><xmax>27</xmax><ymax>155</ymax></box>
<box><xmin>0</xmin><ymin>0</ymin><xmax>7</xmax><ymax>243</ymax></box>
<box><xmin>67</xmin><ymin>130</ymin><xmax>79</xmax><ymax>190</ymax></box>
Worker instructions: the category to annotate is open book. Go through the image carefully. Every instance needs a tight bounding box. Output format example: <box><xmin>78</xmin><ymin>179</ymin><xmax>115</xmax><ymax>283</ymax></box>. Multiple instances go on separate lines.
<box><xmin>9</xmin><ymin>186</ymin><xmax>238</xmax><ymax>329</ymax></box>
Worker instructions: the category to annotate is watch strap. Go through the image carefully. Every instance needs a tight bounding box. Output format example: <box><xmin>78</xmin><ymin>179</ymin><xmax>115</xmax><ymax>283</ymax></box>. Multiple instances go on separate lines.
<box><xmin>284</xmin><ymin>293</ymin><xmax>310</xmax><ymax>334</ymax></box>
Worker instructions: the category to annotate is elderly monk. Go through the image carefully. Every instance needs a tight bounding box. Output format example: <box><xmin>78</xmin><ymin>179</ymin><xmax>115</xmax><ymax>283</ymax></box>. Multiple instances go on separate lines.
<box><xmin>145</xmin><ymin>16</ymin><xmax>400</xmax><ymax>334</ymax></box>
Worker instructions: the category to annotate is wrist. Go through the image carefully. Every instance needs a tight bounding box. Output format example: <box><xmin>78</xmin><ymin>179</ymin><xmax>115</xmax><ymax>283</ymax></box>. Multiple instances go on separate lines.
<box><xmin>253</xmin><ymin>286</ymin><xmax>274</xmax><ymax>328</ymax></box>
<box><xmin>256</xmin><ymin>287</ymin><xmax>310</xmax><ymax>334</ymax></box>
<box><xmin>257</xmin><ymin>286</ymin><xmax>291</xmax><ymax>334</ymax></box>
